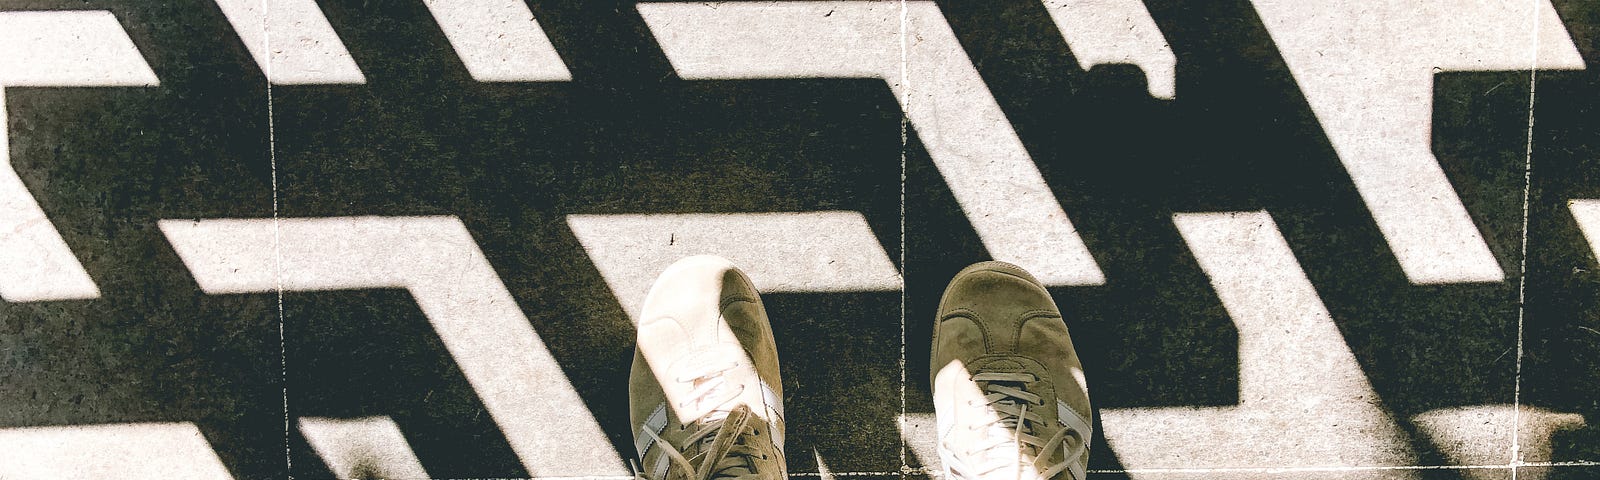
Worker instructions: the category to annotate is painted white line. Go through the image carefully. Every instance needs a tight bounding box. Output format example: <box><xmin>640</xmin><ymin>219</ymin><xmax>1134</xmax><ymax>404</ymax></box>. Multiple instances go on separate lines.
<box><xmin>1412</xmin><ymin>405</ymin><xmax>1586</xmax><ymax>472</ymax></box>
<box><xmin>1041</xmin><ymin>0</ymin><xmax>1175</xmax><ymax>99</ymax></box>
<box><xmin>0</xmin><ymin>11</ymin><xmax>159</xmax><ymax>87</ymax></box>
<box><xmin>567</xmin><ymin>211</ymin><xmax>901</xmax><ymax>321</ymax></box>
<box><xmin>213</xmin><ymin>0</ymin><xmax>366</xmax><ymax>84</ymax></box>
<box><xmin>298</xmin><ymin>416</ymin><xmax>431</xmax><ymax>479</ymax></box>
<box><xmin>0</xmin><ymin>422</ymin><xmax>235</xmax><ymax>479</ymax></box>
<box><xmin>899</xmin><ymin>412</ymin><xmax>940</xmax><ymax>474</ymax></box>
<box><xmin>1248</xmin><ymin>0</ymin><xmax>1584</xmax><ymax>284</ymax></box>
<box><xmin>159</xmin><ymin>216</ymin><xmax>626</xmax><ymax>475</ymax></box>
<box><xmin>422</xmin><ymin>0</ymin><xmax>572</xmax><ymax>82</ymax></box>
<box><xmin>637</xmin><ymin>1</ymin><xmax>1104</xmax><ymax>286</ymax></box>
<box><xmin>0</xmin><ymin>93</ymin><xmax>101</xmax><ymax>302</ymax></box>
<box><xmin>1094</xmin><ymin>211</ymin><xmax>1415</xmax><ymax>475</ymax></box>
<box><xmin>0</xmin><ymin>11</ymin><xmax>159</xmax><ymax>301</ymax></box>
<box><xmin>1572</xmin><ymin>200</ymin><xmax>1600</xmax><ymax>258</ymax></box>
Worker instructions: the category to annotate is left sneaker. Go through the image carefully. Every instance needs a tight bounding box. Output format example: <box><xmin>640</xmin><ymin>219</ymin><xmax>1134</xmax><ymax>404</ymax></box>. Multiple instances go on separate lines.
<box><xmin>629</xmin><ymin>255</ymin><xmax>787</xmax><ymax>480</ymax></box>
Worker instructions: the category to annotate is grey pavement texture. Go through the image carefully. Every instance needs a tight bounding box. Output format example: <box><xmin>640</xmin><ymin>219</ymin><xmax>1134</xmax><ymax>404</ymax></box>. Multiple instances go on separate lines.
<box><xmin>0</xmin><ymin>0</ymin><xmax>1598</xmax><ymax>479</ymax></box>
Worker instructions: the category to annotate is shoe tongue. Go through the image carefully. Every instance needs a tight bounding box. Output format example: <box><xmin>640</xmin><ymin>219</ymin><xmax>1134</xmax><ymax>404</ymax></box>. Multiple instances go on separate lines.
<box><xmin>974</xmin><ymin>359</ymin><xmax>1043</xmax><ymax>457</ymax></box>
<box><xmin>696</xmin><ymin>406</ymin><xmax>765</xmax><ymax>479</ymax></box>
<box><xmin>673</xmin><ymin>348</ymin><xmax>745</xmax><ymax>376</ymax></box>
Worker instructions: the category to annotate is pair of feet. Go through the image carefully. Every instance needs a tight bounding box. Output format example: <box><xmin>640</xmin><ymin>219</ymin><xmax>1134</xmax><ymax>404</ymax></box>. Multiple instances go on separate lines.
<box><xmin>629</xmin><ymin>256</ymin><xmax>1093</xmax><ymax>480</ymax></box>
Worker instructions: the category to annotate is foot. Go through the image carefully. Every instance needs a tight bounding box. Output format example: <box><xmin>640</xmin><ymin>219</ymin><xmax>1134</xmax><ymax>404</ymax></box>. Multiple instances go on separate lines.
<box><xmin>931</xmin><ymin>261</ymin><xmax>1092</xmax><ymax>480</ymax></box>
<box><xmin>629</xmin><ymin>255</ymin><xmax>786</xmax><ymax>480</ymax></box>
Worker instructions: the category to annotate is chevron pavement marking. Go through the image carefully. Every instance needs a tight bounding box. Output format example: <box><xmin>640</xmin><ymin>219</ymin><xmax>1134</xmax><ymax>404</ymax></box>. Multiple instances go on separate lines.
<box><xmin>0</xmin><ymin>2</ymin><xmax>1596</xmax><ymax>477</ymax></box>
<box><xmin>567</xmin><ymin>211</ymin><xmax>902</xmax><ymax>321</ymax></box>
<box><xmin>1412</xmin><ymin>405</ymin><xmax>1586</xmax><ymax>476</ymax></box>
<box><xmin>1117</xmin><ymin>211</ymin><xmax>1415</xmax><ymax>476</ymax></box>
<box><xmin>158</xmin><ymin>216</ymin><xmax>627</xmax><ymax>475</ymax></box>
<box><xmin>0</xmin><ymin>10</ymin><xmax>159</xmax><ymax>302</ymax></box>
<box><xmin>1573</xmin><ymin>200</ymin><xmax>1600</xmax><ymax>258</ymax></box>
<box><xmin>1250</xmin><ymin>0</ymin><xmax>1585</xmax><ymax>284</ymax></box>
<box><xmin>0</xmin><ymin>422</ymin><xmax>235</xmax><ymax>479</ymax></box>
<box><xmin>422</xmin><ymin>0</ymin><xmax>572</xmax><ymax>82</ymax></box>
<box><xmin>1083</xmin><ymin>211</ymin><xmax>1414</xmax><ymax>476</ymax></box>
<box><xmin>638</xmin><ymin>0</ymin><xmax>1106</xmax><ymax>287</ymax></box>
<box><xmin>298</xmin><ymin>416</ymin><xmax>432</xmax><ymax>480</ymax></box>
<box><xmin>212</xmin><ymin>0</ymin><xmax>367</xmax><ymax>84</ymax></box>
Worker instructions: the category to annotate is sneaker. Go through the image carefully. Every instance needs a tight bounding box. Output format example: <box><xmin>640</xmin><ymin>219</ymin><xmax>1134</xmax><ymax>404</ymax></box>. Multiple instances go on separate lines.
<box><xmin>629</xmin><ymin>255</ymin><xmax>787</xmax><ymax>480</ymax></box>
<box><xmin>931</xmin><ymin>261</ymin><xmax>1092</xmax><ymax>480</ymax></box>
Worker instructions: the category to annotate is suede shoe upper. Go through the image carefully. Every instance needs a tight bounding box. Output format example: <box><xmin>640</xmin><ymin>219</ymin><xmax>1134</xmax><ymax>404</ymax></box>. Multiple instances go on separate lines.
<box><xmin>630</xmin><ymin>255</ymin><xmax>786</xmax><ymax>480</ymax></box>
<box><xmin>931</xmin><ymin>261</ymin><xmax>1092</xmax><ymax>480</ymax></box>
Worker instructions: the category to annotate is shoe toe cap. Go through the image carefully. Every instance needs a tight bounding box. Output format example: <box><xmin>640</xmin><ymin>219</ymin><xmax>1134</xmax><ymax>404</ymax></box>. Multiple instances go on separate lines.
<box><xmin>938</xmin><ymin>261</ymin><xmax>1060</xmax><ymax>327</ymax></box>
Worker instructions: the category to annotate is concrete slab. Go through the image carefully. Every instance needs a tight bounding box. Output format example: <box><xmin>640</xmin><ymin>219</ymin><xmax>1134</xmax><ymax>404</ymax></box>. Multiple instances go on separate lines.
<box><xmin>0</xmin><ymin>0</ymin><xmax>1596</xmax><ymax>478</ymax></box>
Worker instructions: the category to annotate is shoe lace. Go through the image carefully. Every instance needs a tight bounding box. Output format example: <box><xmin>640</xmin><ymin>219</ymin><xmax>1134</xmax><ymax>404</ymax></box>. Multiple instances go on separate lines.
<box><xmin>958</xmin><ymin>372</ymin><xmax>1086</xmax><ymax>480</ymax></box>
<box><xmin>636</xmin><ymin>362</ymin><xmax>770</xmax><ymax>480</ymax></box>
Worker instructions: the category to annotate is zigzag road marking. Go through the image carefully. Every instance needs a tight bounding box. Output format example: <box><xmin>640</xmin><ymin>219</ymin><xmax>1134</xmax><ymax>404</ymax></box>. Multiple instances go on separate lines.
<box><xmin>1041</xmin><ymin>0</ymin><xmax>1176</xmax><ymax>100</ymax></box>
<box><xmin>213</xmin><ymin>0</ymin><xmax>366</xmax><ymax>84</ymax></box>
<box><xmin>0</xmin><ymin>422</ymin><xmax>235</xmax><ymax>479</ymax></box>
<box><xmin>567</xmin><ymin>211</ymin><xmax>902</xmax><ymax>321</ymax></box>
<box><xmin>422</xmin><ymin>0</ymin><xmax>572</xmax><ymax>82</ymax></box>
<box><xmin>637</xmin><ymin>0</ymin><xmax>1105</xmax><ymax>287</ymax></box>
<box><xmin>298</xmin><ymin>416</ymin><xmax>432</xmax><ymax>480</ymax></box>
<box><xmin>1250</xmin><ymin>0</ymin><xmax>1585</xmax><ymax>284</ymax></box>
<box><xmin>159</xmin><ymin>216</ymin><xmax>627</xmax><ymax>475</ymax></box>
<box><xmin>0</xmin><ymin>10</ymin><xmax>158</xmax><ymax>302</ymax></box>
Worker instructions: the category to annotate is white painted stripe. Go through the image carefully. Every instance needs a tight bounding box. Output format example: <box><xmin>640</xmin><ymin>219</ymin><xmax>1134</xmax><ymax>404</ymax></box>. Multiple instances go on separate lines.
<box><xmin>1412</xmin><ymin>405</ymin><xmax>1586</xmax><ymax>474</ymax></box>
<box><xmin>899</xmin><ymin>412</ymin><xmax>940</xmax><ymax>473</ymax></box>
<box><xmin>213</xmin><ymin>0</ymin><xmax>366</xmax><ymax>84</ymax></box>
<box><xmin>813</xmin><ymin>450</ymin><xmax>837</xmax><ymax>480</ymax></box>
<box><xmin>636</xmin><ymin>1</ymin><xmax>1104</xmax><ymax>286</ymax></box>
<box><xmin>1041</xmin><ymin>0</ymin><xmax>1175</xmax><ymax>99</ymax></box>
<box><xmin>422</xmin><ymin>0</ymin><xmax>572</xmax><ymax>82</ymax></box>
<box><xmin>1249</xmin><ymin>0</ymin><xmax>1584</xmax><ymax>284</ymax></box>
<box><xmin>159</xmin><ymin>216</ymin><xmax>625</xmax><ymax>475</ymax></box>
<box><xmin>634</xmin><ymin>402</ymin><xmax>669</xmax><ymax>458</ymax></box>
<box><xmin>0</xmin><ymin>11</ymin><xmax>159</xmax><ymax>87</ymax></box>
<box><xmin>1097</xmin><ymin>212</ymin><xmax>1415</xmax><ymax>474</ymax></box>
<box><xmin>1572</xmin><ymin>200</ymin><xmax>1600</xmax><ymax>258</ymax></box>
<box><xmin>298</xmin><ymin>416</ymin><xmax>431</xmax><ymax>480</ymax></box>
<box><xmin>567</xmin><ymin>211</ymin><xmax>901</xmax><ymax>321</ymax></box>
<box><xmin>0</xmin><ymin>92</ymin><xmax>102</xmax><ymax>302</ymax></box>
<box><xmin>0</xmin><ymin>11</ymin><xmax>159</xmax><ymax>301</ymax></box>
<box><xmin>0</xmin><ymin>422</ymin><xmax>234</xmax><ymax>479</ymax></box>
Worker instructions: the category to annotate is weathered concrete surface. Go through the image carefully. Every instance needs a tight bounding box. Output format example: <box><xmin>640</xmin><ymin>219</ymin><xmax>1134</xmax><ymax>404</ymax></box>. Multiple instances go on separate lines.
<box><xmin>0</xmin><ymin>0</ymin><xmax>1597</xmax><ymax>478</ymax></box>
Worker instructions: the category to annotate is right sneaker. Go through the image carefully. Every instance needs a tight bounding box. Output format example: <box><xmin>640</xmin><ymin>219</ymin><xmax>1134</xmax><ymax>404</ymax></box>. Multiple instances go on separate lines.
<box><xmin>629</xmin><ymin>255</ymin><xmax>787</xmax><ymax>480</ymax></box>
<box><xmin>930</xmin><ymin>261</ymin><xmax>1093</xmax><ymax>480</ymax></box>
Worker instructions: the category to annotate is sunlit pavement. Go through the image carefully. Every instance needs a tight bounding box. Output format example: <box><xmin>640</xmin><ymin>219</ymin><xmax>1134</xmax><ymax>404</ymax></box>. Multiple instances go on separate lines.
<box><xmin>1</xmin><ymin>0</ymin><xmax>1599</xmax><ymax>478</ymax></box>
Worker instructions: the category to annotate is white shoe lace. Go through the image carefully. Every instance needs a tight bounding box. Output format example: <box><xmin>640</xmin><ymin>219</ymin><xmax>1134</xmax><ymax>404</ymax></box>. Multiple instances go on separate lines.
<box><xmin>636</xmin><ymin>362</ymin><xmax>772</xmax><ymax>480</ymax></box>
<box><xmin>955</xmin><ymin>371</ymin><xmax>1086</xmax><ymax>480</ymax></box>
